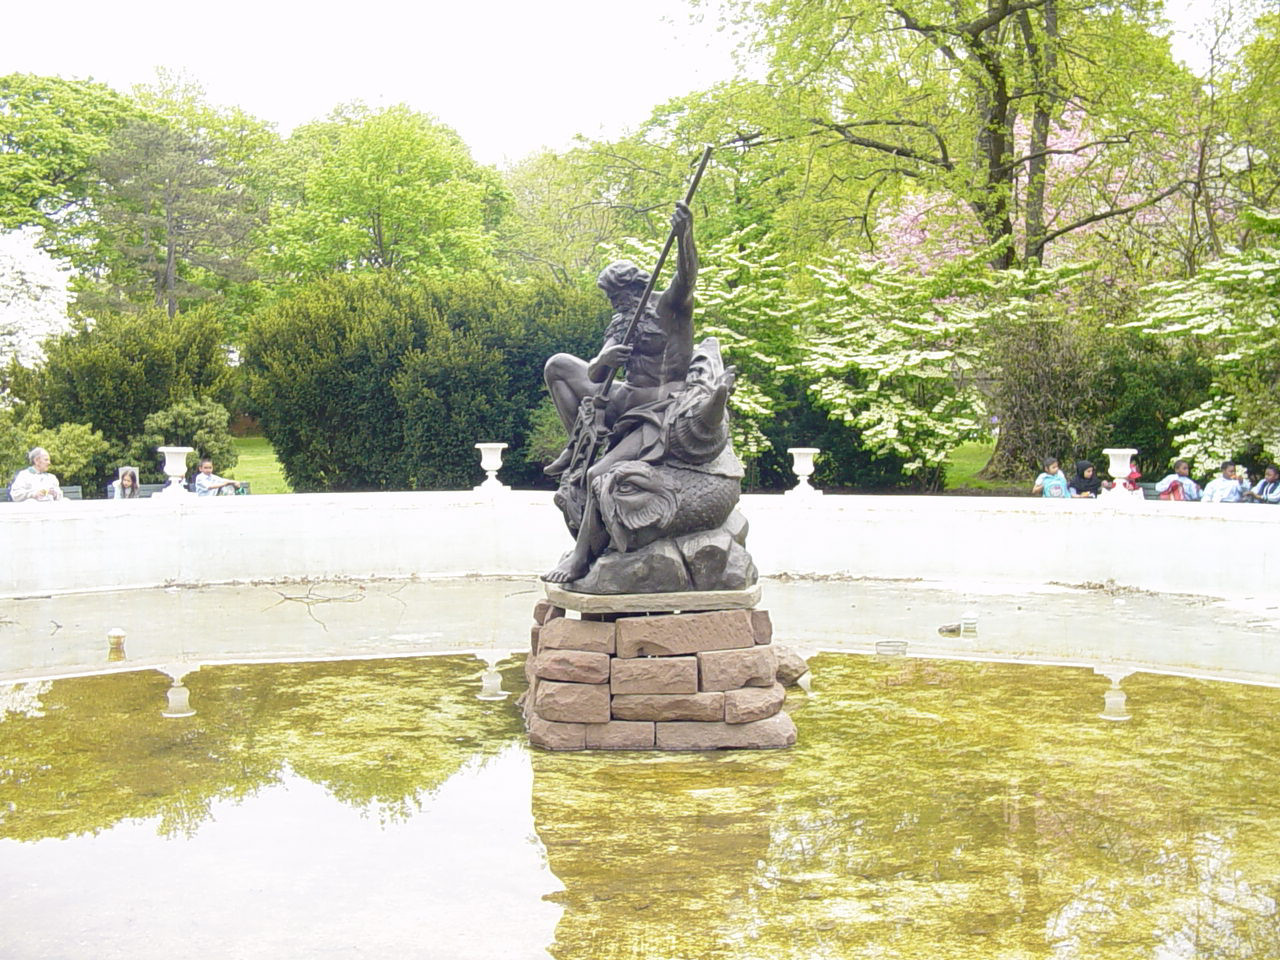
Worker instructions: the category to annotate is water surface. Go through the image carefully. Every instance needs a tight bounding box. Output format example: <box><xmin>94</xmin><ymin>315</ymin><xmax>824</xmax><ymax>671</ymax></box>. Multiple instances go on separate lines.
<box><xmin>3</xmin><ymin>652</ymin><xmax>1277</xmax><ymax>959</ymax></box>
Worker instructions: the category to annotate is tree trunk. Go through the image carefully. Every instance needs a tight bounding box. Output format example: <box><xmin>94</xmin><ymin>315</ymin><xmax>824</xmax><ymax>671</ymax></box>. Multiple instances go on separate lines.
<box><xmin>971</xmin><ymin>1</ymin><xmax>1017</xmax><ymax>269</ymax></box>
<box><xmin>1021</xmin><ymin>0</ymin><xmax>1057</xmax><ymax>265</ymax></box>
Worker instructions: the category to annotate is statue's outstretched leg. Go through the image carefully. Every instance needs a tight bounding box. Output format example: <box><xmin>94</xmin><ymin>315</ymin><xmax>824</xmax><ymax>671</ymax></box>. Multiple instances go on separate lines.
<box><xmin>541</xmin><ymin>435</ymin><xmax>642</xmax><ymax>583</ymax></box>
<box><xmin>542</xmin><ymin>499</ymin><xmax>609</xmax><ymax>582</ymax></box>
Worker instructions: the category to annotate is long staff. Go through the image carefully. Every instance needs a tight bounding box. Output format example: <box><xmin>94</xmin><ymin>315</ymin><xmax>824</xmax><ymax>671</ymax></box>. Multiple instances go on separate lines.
<box><xmin>596</xmin><ymin>144</ymin><xmax>713</xmax><ymax>399</ymax></box>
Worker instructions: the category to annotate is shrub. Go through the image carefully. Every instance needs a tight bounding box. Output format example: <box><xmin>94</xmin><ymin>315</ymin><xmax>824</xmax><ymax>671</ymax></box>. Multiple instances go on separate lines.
<box><xmin>9</xmin><ymin>306</ymin><xmax>233</xmax><ymax>449</ymax></box>
<box><xmin>242</xmin><ymin>273</ymin><xmax>604</xmax><ymax>491</ymax></box>
<box><xmin>127</xmin><ymin>397</ymin><xmax>237</xmax><ymax>481</ymax></box>
<box><xmin>23</xmin><ymin>421</ymin><xmax>111</xmax><ymax>490</ymax></box>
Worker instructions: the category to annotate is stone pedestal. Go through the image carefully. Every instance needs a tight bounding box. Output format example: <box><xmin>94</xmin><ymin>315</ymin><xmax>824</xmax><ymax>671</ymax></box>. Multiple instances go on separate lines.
<box><xmin>522</xmin><ymin>588</ymin><xmax>795</xmax><ymax>751</ymax></box>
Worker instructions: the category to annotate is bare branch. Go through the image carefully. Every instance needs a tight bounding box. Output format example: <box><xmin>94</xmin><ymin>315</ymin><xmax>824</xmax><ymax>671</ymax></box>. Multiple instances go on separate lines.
<box><xmin>807</xmin><ymin>118</ymin><xmax>954</xmax><ymax>170</ymax></box>
<box><xmin>1037</xmin><ymin>180</ymin><xmax>1193</xmax><ymax>248</ymax></box>
<box><xmin>996</xmin><ymin>134</ymin><xmax>1137</xmax><ymax>177</ymax></box>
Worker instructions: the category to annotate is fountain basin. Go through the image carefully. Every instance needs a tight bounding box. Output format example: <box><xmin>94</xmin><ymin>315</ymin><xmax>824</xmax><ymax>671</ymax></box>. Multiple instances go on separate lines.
<box><xmin>1</xmin><ymin>491</ymin><xmax>1275</xmax><ymax>601</ymax></box>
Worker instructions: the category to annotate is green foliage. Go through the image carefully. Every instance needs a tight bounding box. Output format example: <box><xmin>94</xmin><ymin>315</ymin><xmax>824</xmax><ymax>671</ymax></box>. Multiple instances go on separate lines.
<box><xmin>72</xmin><ymin>118</ymin><xmax>263</xmax><ymax>318</ymax></box>
<box><xmin>523</xmin><ymin>398</ymin><xmax>571</xmax><ymax>465</ymax></box>
<box><xmin>258</xmin><ymin>105</ymin><xmax>509</xmax><ymax>285</ymax></box>
<box><xmin>1093</xmin><ymin>331</ymin><xmax>1214</xmax><ymax>476</ymax></box>
<box><xmin>242</xmin><ymin>273</ymin><xmax>605</xmax><ymax>491</ymax></box>
<box><xmin>128</xmin><ymin>397</ymin><xmax>237</xmax><ymax>481</ymax></box>
<box><xmin>710</xmin><ymin>0</ymin><xmax>1191</xmax><ymax>268</ymax></box>
<box><xmin>0</xmin><ymin>406</ymin><xmax>30</xmax><ymax>481</ymax></box>
<box><xmin>0</xmin><ymin>73</ymin><xmax>144</xmax><ymax>233</ymax></box>
<box><xmin>1128</xmin><ymin>208</ymin><xmax>1280</xmax><ymax>471</ymax></box>
<box><xmin>24</xmin><ymin>420</ymin><xmax>111</xmax><ymax>489</ymax></box>
<box><xmin>12</xmin><ymin>307</ymin><xmax>233</xmax><ymax>448</ymax></box>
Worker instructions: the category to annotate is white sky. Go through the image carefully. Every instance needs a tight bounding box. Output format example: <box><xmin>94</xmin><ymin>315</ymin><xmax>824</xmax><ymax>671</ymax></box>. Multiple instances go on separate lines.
<box><xmin>4</xmin><ymin>0</ymin><xmax>742</xmax><ymax>167</ymax></box>
<box><xmin>5</xmin><ymin>1</ymin><xmax>1218</xmax><ymax>168</ymax></box>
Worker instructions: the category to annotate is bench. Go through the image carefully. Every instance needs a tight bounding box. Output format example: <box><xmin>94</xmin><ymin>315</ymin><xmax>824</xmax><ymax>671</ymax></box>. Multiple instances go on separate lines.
<box><xmin>1</xmin><ymin>484</ymin><xmax>82</xmax><ymax>502</ymax></box>
<box><xmin>105</xmin><ymin>481</ymin><xmax>252</xmax><ymax>498</ymax></box>
<box><xmin>106</xmin><ymin>482</ymin><xmax>169</xmax><ymax>498</ymax></box>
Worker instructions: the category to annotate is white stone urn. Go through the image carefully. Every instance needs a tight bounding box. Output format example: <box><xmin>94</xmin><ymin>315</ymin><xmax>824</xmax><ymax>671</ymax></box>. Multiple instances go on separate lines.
<box><xmin>1101</xmin><ymin>447</ymin><xmax>1138</xmax><ymax>501</ymax></box>
<box><xmin>474</xmin><ymin>442</ymin><xmax>510</xmax><ymax>493</ymax></box>
<box><xmin>786</xmin><ymin>447</ymin><xmax>822</xmax><ymax>497</ymax></box>
<box><xmin>156</xmin><ymin>445</ymin><xmax>194</xmax><ymax>496</ymax></box>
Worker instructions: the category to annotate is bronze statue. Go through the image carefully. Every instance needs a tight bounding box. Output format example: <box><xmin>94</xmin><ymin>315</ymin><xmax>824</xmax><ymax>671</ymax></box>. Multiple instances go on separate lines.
<box><xmin>541</xmin><ymin>151</ymin><xmax>758</xmax><ymax>595</ymax></box>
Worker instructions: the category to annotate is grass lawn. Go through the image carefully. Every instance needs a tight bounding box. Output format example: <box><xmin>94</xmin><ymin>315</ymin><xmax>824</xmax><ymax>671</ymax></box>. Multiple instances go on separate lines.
<box><xmin>944</xmin><ymin>440</ymin><xmax>1023</xmax><ymax>494</ymax></box>
<box><xmin>231</xmin><ymin>436</ymin><xmax>292</xmax><ymax>494</ymax></box>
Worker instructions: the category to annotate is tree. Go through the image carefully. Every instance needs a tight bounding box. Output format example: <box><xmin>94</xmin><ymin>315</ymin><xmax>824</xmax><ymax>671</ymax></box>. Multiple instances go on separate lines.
<box><xmin>0</xmin><ymin>228</ymin><xmax>70</xmax><ymax>372</ymax></box>
<box><xmin>709</xmin><ymin>0</ymin><xmax>1195</xmax><ymax>269</ymax></box>
<box><xmin>1126</xmin><ymin>207</ymin><xmax>1280</xmax><ymax>473</ymax></box>
<box><xmin>74</xmin><ymin>118</ymin><xmax>262</xmax><ymax>317</ymax></box>
<box><xmin>258</xmin><ymin>105</ymin><xmax>509</xmax><ymax>284</ymax></box>
<box><xmin>0</xmin><ymin>73</ymin><xmax>142</xmax><ymax>234</ymax></box>
<box><xmin>497</xmin><ymin>147</ymin><xmax>630</xmax><ymax>284</ymax></box>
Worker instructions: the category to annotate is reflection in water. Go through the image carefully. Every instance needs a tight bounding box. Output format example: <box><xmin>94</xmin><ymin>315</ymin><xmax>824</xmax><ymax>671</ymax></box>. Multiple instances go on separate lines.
<box><xmin>160</xmin><ymin>665</ymin><xmax>198</xmax><ymax>718</ymax></box>
<box><xmin>476</xmin><ymin>653</ymin><xmax>510</xmax><ymax>702</ymax></box>
<box><xmin>2</xmin><ymin>654</ymin><xmax>1279</xmax><ymax>959</ymax></box>
<box><xmin>1096</xmin><ymin>667</ymin><xmax>1134</xmax><ymax>722</ymax></box>
<box><xmin>107</xmin><ymin>627</ymin><xmax>127</xmax><ymax>663</ymax></box>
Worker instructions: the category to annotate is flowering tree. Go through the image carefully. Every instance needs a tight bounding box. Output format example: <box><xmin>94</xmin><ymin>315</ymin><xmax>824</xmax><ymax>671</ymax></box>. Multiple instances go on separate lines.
<box><xmin>601</xmin><ymin>226</ymin><xmax>792</xmax><ymax>461</ymax></box>
<box><xmin>0</xmin><ymin>228</ymin><xmax>70</xmax><ymax>374</ymax></box>
<box><xmin>1126</xmin><ymin>208</ymin><xmax>1280</xmax><ymax>473</ymax></box>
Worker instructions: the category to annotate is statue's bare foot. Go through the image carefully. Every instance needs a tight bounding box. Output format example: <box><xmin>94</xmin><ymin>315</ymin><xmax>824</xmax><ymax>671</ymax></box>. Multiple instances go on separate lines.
<box><xmin>541</xmin><ymin>552</ymin><xmax>590</xmax><ymax>583</ymax></box>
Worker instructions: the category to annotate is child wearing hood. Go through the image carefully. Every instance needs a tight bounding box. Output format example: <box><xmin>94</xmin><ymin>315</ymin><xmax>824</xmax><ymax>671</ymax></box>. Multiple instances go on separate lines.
<box><xmin>1070</xmin><ymin>460</ymin><xmax>1108</xmax><ymax>498</ymax></box>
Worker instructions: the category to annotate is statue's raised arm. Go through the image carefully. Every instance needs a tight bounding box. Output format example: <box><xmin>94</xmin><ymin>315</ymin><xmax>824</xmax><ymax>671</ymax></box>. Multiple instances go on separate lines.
<box><xmin>651</xmin><ymin>199</ymin><xmax>698</xmax><ymax>382</ymax></box>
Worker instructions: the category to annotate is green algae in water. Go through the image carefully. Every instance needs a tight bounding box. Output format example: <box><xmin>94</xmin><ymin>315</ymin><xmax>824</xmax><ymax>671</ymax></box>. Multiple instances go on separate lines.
<box><xmin>533</xmin><ymin>656</ymin><xmax>1280</xmax><ymax>960</ymax></box>
<box><xmin>3</xmin><ymin>654</ymin><xmax>1279</xmax><ymax>960</ymax></box>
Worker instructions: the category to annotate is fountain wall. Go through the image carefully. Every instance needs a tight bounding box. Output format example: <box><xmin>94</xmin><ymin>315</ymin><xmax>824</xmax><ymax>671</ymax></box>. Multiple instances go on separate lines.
<box><xmin>1</xmin><ymin>491</ymin><xmax>1274</xmax><ymax>600</ymax></box>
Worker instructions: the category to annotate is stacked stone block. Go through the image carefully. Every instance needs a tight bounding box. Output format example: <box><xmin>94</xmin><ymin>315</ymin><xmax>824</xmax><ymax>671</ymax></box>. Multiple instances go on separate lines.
<box><xmin>523</xmin><ymin>600</ymin><xmax>795</xmax><ymax>751</ymax></box>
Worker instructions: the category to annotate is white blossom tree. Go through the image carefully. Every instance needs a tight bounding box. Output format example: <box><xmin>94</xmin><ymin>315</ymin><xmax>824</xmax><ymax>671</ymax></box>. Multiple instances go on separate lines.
<box><xmin>0</xmin><ymin>228</ymin><xmax>71</xmax><ymax>373</ymax></box>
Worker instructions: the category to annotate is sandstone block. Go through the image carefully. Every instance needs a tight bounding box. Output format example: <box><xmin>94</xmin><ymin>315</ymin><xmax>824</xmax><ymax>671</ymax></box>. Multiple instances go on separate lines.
<box><xmin>534</xmin><ymin>679</ymin><xmax>611</xmax><ymax>723</ymax></box>
<box><xmin>584</xmin><ymin>720</ymin><xmax>656</xmax><ymax>750</ymax></box>
<box><xmin>538</xmin><ymin>617</ymin><xmax>616</xmax><ymax>655</ymax></box>
<box><xmin>615</xmin><ymin>609</ymin><xmax>755</xmax><ymax>658</ymax></box>
<box><xmin>535</xmin><ymin>649</ymin><xmax>611</xmax><ymax>684</ymax></box>
<box><xmin>533</xmin><ymin>600</ymin><xmax>565</xmax><ymax>626</ymax></box>
<box><xmin>524</xmin><ymin>652</ymin><xmax>537</xmax><ymax>688</ymax></box>
<box><xmin>697</xmin><ymin>645</ymin><xmax>777</xmax><ymax>691</ymax></box>
<box><xmin>611</xmin><ymin>691</ymin><xmax>725</xmax><ymax>722</ymax></box>
<box><xmin>655</xmin><ymin>712</ymin><xmax>796</xmax><ymax>750</ymax></box>
<box><xmin>530</xmin><ymin>624</ymin><xmax>541</xmax><ymax>653</ymax></box>
<box><xmin>610</xmin><ymin>656</ymin><xmax>698</xmax><ymax>695</ymax></box>
<box><xmin>773</xmin><ymin>645</ymin><xmax>809</xmax><ymax>686</ymax></box>
<box><xmin>724</xmin><ymin>683</ymin><xmax>786</xmax><ymax>723</ymax></box>
<box><xmin>527</xmin><ymin>715</ymin><xmax>586</xmax><ymax>750</ymax></box>
<box><xmin>750</xmin><ymin>609</ymin><xmax>773</xmax><ymax>645</ymax></box>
